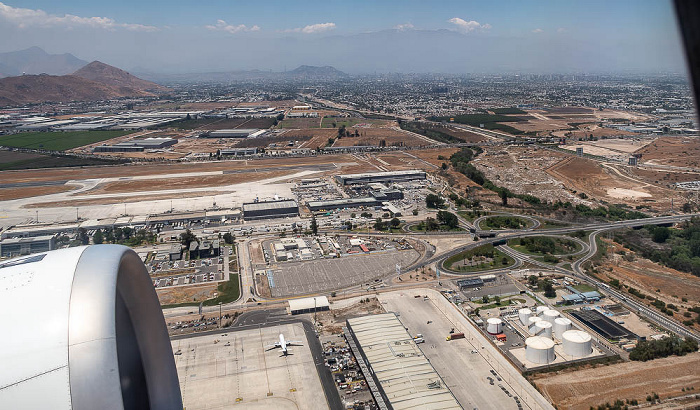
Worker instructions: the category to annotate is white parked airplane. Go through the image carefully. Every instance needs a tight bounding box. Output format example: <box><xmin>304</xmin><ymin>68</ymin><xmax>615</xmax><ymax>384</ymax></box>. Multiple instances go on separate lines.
<box><xmin>265</xmin><ymin>334</ymin><xmax>303</xmax><ymax>356</ymax></box>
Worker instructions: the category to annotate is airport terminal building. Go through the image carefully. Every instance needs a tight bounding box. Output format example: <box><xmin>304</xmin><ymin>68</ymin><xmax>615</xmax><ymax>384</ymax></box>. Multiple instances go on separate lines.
<box><xmin>242</xmin><ymin>200</ymin><xmax>299</xmax><ymax>220</ymax></box>
<box><xmin>335</xmin><ymin>170</ymin><xmax>427</xmax><ymax>185</ymax></box>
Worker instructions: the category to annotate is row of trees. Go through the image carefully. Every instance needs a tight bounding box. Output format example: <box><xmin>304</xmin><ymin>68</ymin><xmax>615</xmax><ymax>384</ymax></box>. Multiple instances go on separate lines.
<box><xmin>93</xmin><ymin>227</ymin><xmax>156</xmax><ymax>247</ymax></box>
<box><xmin>629</xmin><ymin>335</ymin><xmax>698</xmax><ymax>361</ymax></box>
<box><xmin>617</xmin><ymin>218</ymin><xmax>700</xmax><ymax>277</ymax></box>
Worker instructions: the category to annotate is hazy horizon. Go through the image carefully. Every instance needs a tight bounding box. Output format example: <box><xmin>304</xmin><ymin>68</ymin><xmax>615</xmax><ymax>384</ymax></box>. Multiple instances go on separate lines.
<box><xmin>0</xmin><ymin>0</ymin><xmax>689</xmax><ymax>76</ymax></box>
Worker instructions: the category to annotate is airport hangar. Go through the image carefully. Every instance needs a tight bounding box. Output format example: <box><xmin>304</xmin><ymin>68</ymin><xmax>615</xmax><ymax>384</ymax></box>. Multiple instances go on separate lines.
<box><xmin>345</xmin><ymin>313</ymin><xmax>462</xmax><ymax>410</ymax></box>
<box><xmin>242</xmin><ymin>199</ymin><xmax>299</xmax><ymax>220</ymax></box>
<box><xmin>335</xmin><ymin>170</ymin><xmax>427</xmax><ymax>185</ymax></box>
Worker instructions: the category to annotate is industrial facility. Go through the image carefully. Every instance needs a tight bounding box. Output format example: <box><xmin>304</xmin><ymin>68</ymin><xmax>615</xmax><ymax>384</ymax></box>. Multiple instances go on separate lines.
<box><xmin>288</xmin><ymin>296</ymin><xmax>330</xmax><ymax>315</ymax></box>
<box><xmin>0</xmin><ymin>235</ymin><xmax>56</xmax><ymax>257</ymax></box>
<box><xmin>201</xmin><ymin>129</ymin><xmax>266</xmax><ymax>138</ymax></box>
<box><xmin>93</xmin><ymin>137</ymin><xmax>177</xmax><ymax>152</ymax></box>
<box><xmin>242</xmin><ymin>199</ymin><xmax>299</xmax><ymax>220</ymax></box>
<box><xmin>335</xmin><ymin>170</ymin><xmax>426</xmax><ymax>185</ymax></box>
<box><xmin>345</xmin><ymin>313</ymin><xmax>461</xmax><ymax>410</ymax></box>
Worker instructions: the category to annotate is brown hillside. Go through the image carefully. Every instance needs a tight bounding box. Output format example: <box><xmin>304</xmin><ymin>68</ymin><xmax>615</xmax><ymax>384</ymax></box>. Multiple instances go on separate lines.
<box><xmin>73</xmin><ymin>61</ymin><xmax>169</xmax><ymax>93</ymax></box>
<box><xmin>0</xmin><ymin>73</ymin><xmax>153</xmax><ymax>106</ymax></box>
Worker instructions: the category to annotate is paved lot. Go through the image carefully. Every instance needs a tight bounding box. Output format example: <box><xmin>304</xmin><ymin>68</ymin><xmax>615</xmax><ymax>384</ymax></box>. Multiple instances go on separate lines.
<box><xmin>378</xmin><ymin>291</ymin><xmax>520</xmax><ymax>410</ymax></box>
<box><xmin>269</xmin><ymin>249</ymin><xmax>419</xmax><ymax>297</ymax></box>
<box><xmin>172</xmin><ymin>323</ymin><xmax>328</xmax><ymax>410</ymax></box>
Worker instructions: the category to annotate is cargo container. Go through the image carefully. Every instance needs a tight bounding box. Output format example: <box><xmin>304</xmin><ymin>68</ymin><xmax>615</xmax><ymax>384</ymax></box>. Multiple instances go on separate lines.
<box><xmin>446</xmin><ymin>332</ymin><xmax>465</xmax><ymax>341</ymax></box>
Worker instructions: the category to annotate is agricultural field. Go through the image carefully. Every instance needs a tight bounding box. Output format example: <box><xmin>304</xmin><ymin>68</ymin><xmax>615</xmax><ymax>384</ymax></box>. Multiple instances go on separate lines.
<box><xmin>165</xmin><ymin>117</ymin><xmax>276</xmax><ymax>130</ymax></box>
<box><xmin>0</xmin><ymin>131</ymin><xmax>131</xmax><ymax>151</ymax></box>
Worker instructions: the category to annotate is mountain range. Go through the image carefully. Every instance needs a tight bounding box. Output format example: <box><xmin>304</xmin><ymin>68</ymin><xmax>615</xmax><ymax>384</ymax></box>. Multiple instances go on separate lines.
<box><xmin>0</xmin><ymin>60</ymin><xmax>170</xmax><ymax>107</ymax></box>
<box><xmin>0</xmin><ymin>47</ymin><xmax>88</xmax><ymax>78</ymax></box>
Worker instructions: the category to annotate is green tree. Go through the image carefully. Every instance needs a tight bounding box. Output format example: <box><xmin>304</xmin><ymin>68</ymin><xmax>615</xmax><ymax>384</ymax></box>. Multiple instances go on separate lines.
<box><xmin>222</xmin><ymin>232</ymin><xmax>235</xmax><ymax>244</ymax></box>
<box><xmin>390</xmin><ymin>217</ymin><xmax>401</xmax><ymax>228</ymax></box>
<box><xmin>499</xmin><ymin>189</ymin><xmax>508</xmax><ymax>206</ymax></box>
<box><xmin>437</xmin><ymin>210</ymin><xmax>459</xmax><ymax>229</ymax></box>
<box><xmin>374</xmin><ymin>218</ymin><xmax>387</xmax><ymax>231</ymax></box>
<box><xmin>651</xmin><ymin>226</ymin><xmax>670</xmax><ymax>243</ymax></box>
<box><xmin>180</xmin><ymin>229</ymin><xmax>198</xmax><ymax>249</ymax></box>
<box><xmin>310</xmin><ymin>216</ymin><xmax>318</xmax><ymax>235</ymax></box>
<box><xmin>426</xmin><ymin>194</ymin><xmax>445</xmax><ymax>209</ymax></box>
<box><xmin>543</xmin><ymin>280</ymin><xmax>556</xmax><ymax>298</ymax></box>
<box><xmin>77</xmin><ymin>228</ymin><xmax>89</xmax><ymax>245</ymax></box>
<box><xmin>528</xmin><ymin>275</ymin><xmax>538</xmax><ymax>286</ymax></box>
<box><xmin>92</xmin><ymin>229</ymin><xmax>104</xmax><ymax>244</ymax></box>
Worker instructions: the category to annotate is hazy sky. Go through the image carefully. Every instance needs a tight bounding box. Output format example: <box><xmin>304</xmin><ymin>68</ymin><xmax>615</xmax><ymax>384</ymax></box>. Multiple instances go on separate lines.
<box><xmin>0</xmin><ymin>0</ymin><xmax>689</xmax><ymax>74</ymax></box>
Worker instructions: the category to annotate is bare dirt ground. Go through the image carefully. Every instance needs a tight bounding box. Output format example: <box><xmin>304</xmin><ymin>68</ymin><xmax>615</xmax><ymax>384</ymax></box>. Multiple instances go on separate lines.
<box><xmin>24</xmin><ymin>190</ymin><xmax>226</xmax><ymax>208</ymax></box>
<box><xmin>332</xmin><ymin>128</ymin><xmax>427</xmax><ymax>147</ymax></box>
<box><xmin>553</xmin><ymin>125</ymin><xmax>634</xmax><ymax>139</ymax></box>
<box><xmin>546</xmin><ymin>156</ymin><xmax>679</xmax><ymax>208</ymax></box>
<box><xmin>316</xmin><ymin>296</ymin><xmax>384</xmax><ymax>335</ymax></box>
<box><xmin>532</xmin><ymin>352</ymin><xmax>700</xmax><ymax>410</ymax></box>
<box><xmin>511</xmin><ymin>108</ymin><xmax>652</xmax><ymax>134</ymax></box>
<box><xmin>0</xmin><ymin>155</ymin><xmax>360</xmax><ymax>185</ymax></box>
<box><xmin>410</xmin><ymin>148</ymin><xmax>460</xmax><ymax>167</ymax></box>
<box><xmin>282</xmin><ymin>128</ymin><xmax>337</xmax><ymax>149</ymax></box>
<box><xmin>85</xmin><ymin>170</ymin><xmax>289</xmax><ymax>195</ymax></box>
<box><xmin>628</xmin><ymin>167</ymin><xmax>700</xmax><ymax>185</ymax></box>
<box><xmin>601</xmin><ymin>240</ymin><xmax>700</xmax><ymax>304</ymax></box>
<box><xmin>278</xmin><ymin>117</ymin><xmax>322</xmax><ymax>129</ymax></box>
<box><xmin>156</xmin><ymin>283</ymin><xmax>218</xmax><ymax>305</ymax></box>
<box><xmin>635</xmin><ymin>136</ymin><xmax>700</xmax><ymax>169</ymax></box>
<box><xmin>0</xmin><ymin>184</ymin><xmax>78</xmax><ymax>201</ymax></box>
<box><xmin>472</xmin><ymin>146</ymin><xmax>581</xmax><ymax>205</ymax></box>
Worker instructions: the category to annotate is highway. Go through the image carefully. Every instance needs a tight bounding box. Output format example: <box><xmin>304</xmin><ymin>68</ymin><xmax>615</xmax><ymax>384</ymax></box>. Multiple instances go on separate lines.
<box><xmin>496</xmin><ymin>227</ymin><xmax>700</xmax><ymax>343</ymax></box>
<box><xmin>164</xmin><ymin>212</ymin><xmax>700</xmax><ymax>342</ymax></box>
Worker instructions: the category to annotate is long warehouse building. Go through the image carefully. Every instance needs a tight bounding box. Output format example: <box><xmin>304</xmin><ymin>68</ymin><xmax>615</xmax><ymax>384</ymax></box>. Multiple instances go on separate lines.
<box><xmin>242</xmin><ymin>199</ymin><xmax>299</xmax><ymax>220</ymax></box>
<box><xmin>335</xmin><ymin>170</ymin><xmax>426</xmax><ymax>185</ymax></box>
<box><xmin>345</xmin><ymin>313</ymin><xmax>461</xmax><ymax>410</ymax></box>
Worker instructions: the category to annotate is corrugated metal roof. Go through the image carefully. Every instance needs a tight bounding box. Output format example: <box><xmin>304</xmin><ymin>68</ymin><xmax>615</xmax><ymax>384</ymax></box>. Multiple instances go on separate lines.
<box><xmin>288</xmin><ymin>296</ymin><xmax>329</xmax><ymax>312</ymax></box>
<box><xmin>347</xmin><ymin>313</ymin><xmax>462</xmax><ymax>410</ymax></box>
<box><xmin>242</xmin><ymin>200</ymin><xmax>298</xmax><ymax>212</ymax></box>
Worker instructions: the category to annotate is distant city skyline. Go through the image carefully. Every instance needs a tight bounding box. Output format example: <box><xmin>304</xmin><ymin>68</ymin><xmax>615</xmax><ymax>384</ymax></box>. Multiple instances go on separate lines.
<box><xmin>0</xmin><ymin>0</ymin><xmax>689</xmax><ymax>75</ymax></box>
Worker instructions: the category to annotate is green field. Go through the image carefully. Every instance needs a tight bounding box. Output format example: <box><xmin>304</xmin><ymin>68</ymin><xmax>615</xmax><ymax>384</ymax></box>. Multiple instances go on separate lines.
<box><xmin>572</xmin><ymin>283</ymin><xmax>597</xmax><ymax>293</ymax></box>
<box><xmin>0</xmin><ymin>131</ymin><xmax>130</xmax><ymax>151</ymax></box>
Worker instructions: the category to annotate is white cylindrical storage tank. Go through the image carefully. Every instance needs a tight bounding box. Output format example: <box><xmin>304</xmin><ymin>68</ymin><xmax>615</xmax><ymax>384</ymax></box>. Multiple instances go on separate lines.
<box><xmin>518</xmin><ymin>308</ymin><xmax>533</xmax><ymax>326</ymax></box>
<box><xmin>534</xmin><ymin>320</ymin><xmax>553</xmax><ymax>338</ymax></box>
<box><xmin>486</xmin><ymin>318</ymin><xmax>503</xmax><ymax>334</ymax></box>
<box><xmin>528</xmin><ymin>316</ymin><xmax>543</xmax><ymax>335</ymax></box>
<box><xmin>543</xmin><ymin>309</ymin><xmax>560</xmax><ymax>324</ymax></box>
<box><xmin>536</xmin><ymin>306</ymin><xmax>549</xmax><ymax>317</ymax></box>
<box><xmin>525</xmin><ymin>336</ymin><xmax>555</xmax><ymax>364</ymax></box>
<box><xmin>562</xmin><ymin>330</ymin><xmax>592</xmax><ymax>357</ymax></box>
<box><xmin>553</xmin><ymin>317</ymin><xmax>572</xmax><ymax>340</ymax></box>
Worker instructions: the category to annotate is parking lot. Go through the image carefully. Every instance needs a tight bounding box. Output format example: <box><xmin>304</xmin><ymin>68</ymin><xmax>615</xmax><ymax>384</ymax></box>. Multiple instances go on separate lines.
<box><xmin>172</xmin><ymin>323</ymin><xmax>327</xmax><ymax>410</ymax></box>
<box><xmin>267</xmin><ymin>249</ymin><xmax>419</xmax><ymax>297</ymax></box>
<box><xmin>148</xmin><ymin>257</ymin><xmax>225</xmax><ymax>288</ymax></box>
<box><xmin>378</xmin><ymin>290</ymin><xmax>530</xmax><ymax>410</ymax></box>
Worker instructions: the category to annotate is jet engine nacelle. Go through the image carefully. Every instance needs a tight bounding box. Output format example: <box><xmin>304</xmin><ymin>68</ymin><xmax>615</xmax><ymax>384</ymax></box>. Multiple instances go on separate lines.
<box><xmin>0</xmin><ymin>245</ymin><xmax>182</xmax><ymax>410</ymax></box>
